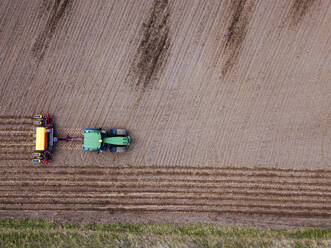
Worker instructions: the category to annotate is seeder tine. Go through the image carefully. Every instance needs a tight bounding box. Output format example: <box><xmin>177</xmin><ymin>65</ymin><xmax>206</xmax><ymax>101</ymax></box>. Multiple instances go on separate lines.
<box><xmin>33</xmin><ymin>152</ymin><xmax>42</xmax><ymax>157</ymax></box>
<box><xmin>33</xmin><ymin>114</ymin><xmax>43</xmax><ymax>119</ymax></box>
<box><xmin>33</xmin><ymin>121</ymin><xmax>42</xmax><ymax>126</ymax></box>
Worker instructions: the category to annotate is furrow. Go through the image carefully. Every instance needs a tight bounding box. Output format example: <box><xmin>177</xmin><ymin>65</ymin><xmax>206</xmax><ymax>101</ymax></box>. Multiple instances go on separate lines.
<box><xmin>0</xmin><ymin>133</ymin><xmax>33</xmax><ymax>137</ymax></box>
<box><xmin>0</xmin><ymin>148</ymin><xmax>34</xmax><ymax>154</ymax></box>
<box><xmin>0</xmin><ymin>138</ymin><xmax>34</xmax><ymax>142</ymax></box>
<box><xmin>0</xmin><ymin>116</ymin><xmax>33</xmax><ymax>119</ymax></box>
<box><xmin>0</xmin><ymin>143</ymin><xmax>34</xmax><ymax>147</ymax></box>
<box><xmin>0</xmin><ymin>200</ymin><xmax>330</xmax><ymax>211</ymax></box>
<box><xmin>34</xmin><ymin>165</ymin><xmax>331</xmax><ymax>174</ymax></box>
<box><xmin>1</xmin><ymin>201</ymin><xmax>331</xmax><ymax>211</ymax></box>
<box><xmin>1</xmin><ymin>195</ymin><xmax>330</xmax><ymax>205</ymax></box>
<box><xmin>0</xmin><ymin>122</ymin><xmax>33</xmax><ymax>125</ymax></box>
<box><xmin>0</xmin><ymin>128</ymin><xmax>34</xmax><ymax>132</ymax></box>
<box><xmin>0</xmin><ymin>187</ymin><xmax>330</xmax><ymax>197</ymax></box>
<box><xmin>0</xmin><ymin>158</ymin><xmax>32</xmax><ymax>161</ymax></box>
<box><xmin>0</xmin><ymin>182</ymin><xmax>330</xmax><ymax>194</ymax></box>
<box><xmin>0</xmin><ymin>206</ymin><xmax>329</xmax><ymax>218</ymax></box>
<box><xmin>1</xmin><ymin>190</ymin><xmax>330</xmax><ymax>199</ymax></box>
<box><xmin>1</xmin><ymin>168</ymin><xmax>331</xmax><ymax>180</ymax></box>
<box><xmin>0</xmin><ymin>178</ymin><xmax>330</xmax><ymax>188</ymax></box>
<box><xmin>0</xmin><ymin>152</ymin><xmax>31</xmax><ymax>155</ymax></box>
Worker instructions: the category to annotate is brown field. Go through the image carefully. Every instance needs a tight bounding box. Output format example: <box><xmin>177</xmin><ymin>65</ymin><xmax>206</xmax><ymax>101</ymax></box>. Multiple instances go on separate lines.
<box><xmin>0</xmin><ymin>0</ymin><xmax>330</xmax><ymax>228</ymax></box>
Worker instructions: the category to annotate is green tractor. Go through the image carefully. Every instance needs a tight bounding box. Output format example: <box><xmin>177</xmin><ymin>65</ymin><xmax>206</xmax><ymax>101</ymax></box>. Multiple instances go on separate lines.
<box><xmin>83</xmin><ymin>128</ymin><xmax>131</xmax><ymax>153</ymax></box>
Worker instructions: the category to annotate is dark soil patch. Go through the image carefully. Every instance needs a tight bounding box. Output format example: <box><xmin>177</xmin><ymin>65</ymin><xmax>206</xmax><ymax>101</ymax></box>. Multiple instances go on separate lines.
<box><xmin>290</xmin><ymin>0</ymin><xmax>319</xmax><ymax>26</ymax></box>
<box><xmin>222</xmin><ymin>0</ymin><xmax>254</xmax><ymax>77</ymax></box>
<box><xmin>132</xmin><ymin>0</ymin><xmax>170</xmax><ymax>89</ymax></box>
<box><xmin>32</xmin><ymin>0</ymin><xmax>73</xmax><ymax>61</ymax></box>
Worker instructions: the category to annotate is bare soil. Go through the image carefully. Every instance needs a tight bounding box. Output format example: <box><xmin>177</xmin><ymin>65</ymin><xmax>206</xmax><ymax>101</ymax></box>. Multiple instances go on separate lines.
<box><xmin>0</xmin><ymin>0</ymin><xmax>330</xmax><ymax>228</ymax></box>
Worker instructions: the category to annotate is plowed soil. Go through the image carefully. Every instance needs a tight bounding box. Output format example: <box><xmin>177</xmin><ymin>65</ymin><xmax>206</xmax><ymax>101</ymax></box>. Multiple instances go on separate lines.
<box><xmin>0</xmin><ymin>0</ymin><xmax>330</xmax><ymax>228</ymax></box>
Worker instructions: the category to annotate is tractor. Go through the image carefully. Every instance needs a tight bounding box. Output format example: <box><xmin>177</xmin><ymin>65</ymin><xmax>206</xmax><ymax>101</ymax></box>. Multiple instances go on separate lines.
<box><xmin>82</xmin><ymin>128</ymin><xmax>131</xmax><ymax>153</ymax></box>
<box><xmin>32</xmin><ymin>113</ymin><xmax>131</xmax><ymax>164</ymax></box>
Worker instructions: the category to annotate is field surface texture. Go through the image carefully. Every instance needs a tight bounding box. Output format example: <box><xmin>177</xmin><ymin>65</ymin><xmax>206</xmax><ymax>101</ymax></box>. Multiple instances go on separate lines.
<box><xmin>1</xmin><ymin>219</ymin><xmax>331</xmax><ymax>248</ymax></box>
<box><xmin>0</xmin><ymin>0</ymin><xmax>330</xmax><ymax>228</ymax></box>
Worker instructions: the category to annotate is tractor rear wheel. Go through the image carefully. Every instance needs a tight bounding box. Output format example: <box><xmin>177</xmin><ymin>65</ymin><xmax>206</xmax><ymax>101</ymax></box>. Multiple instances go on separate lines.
<box><xmin>110</xmin><ymin>146</ymin><xmax>128</xmax><ymax>153</ymax></box>
<box><xmin>110</xmin><ymin>128</ymin><xmax>128</xmax><ymax>136</ymax></box>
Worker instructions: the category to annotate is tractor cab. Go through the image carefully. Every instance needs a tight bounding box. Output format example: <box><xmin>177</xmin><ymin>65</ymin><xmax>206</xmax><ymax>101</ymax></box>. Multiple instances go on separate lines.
<box><xmin>82</xmin><ymin>129</ymin><xmax>108</xmax><ymax>152</ymax></box>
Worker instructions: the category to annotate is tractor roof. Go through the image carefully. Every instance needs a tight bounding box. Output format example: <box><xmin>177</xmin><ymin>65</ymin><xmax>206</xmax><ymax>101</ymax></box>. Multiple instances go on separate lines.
<box><xmin>83</xmin><ymin>129</ymin><xmax>102</xmax><ymax>151</ymax></box>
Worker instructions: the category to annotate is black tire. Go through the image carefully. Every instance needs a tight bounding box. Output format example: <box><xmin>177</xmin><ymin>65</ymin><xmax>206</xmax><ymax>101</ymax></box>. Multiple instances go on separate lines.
<box><xmin>110</xmin><ymin>146</ymin><xmax>128</xmax><ymax>153</ymax></box>
<box><xmin>115</xmin><ymin>146</ymin><xmax>128</xmax><ymax>152</ymax></box>
<box><xmin>110</xmin><ymin>128</ymin><xmax>128</xmax><ymax>136</ymax></box>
